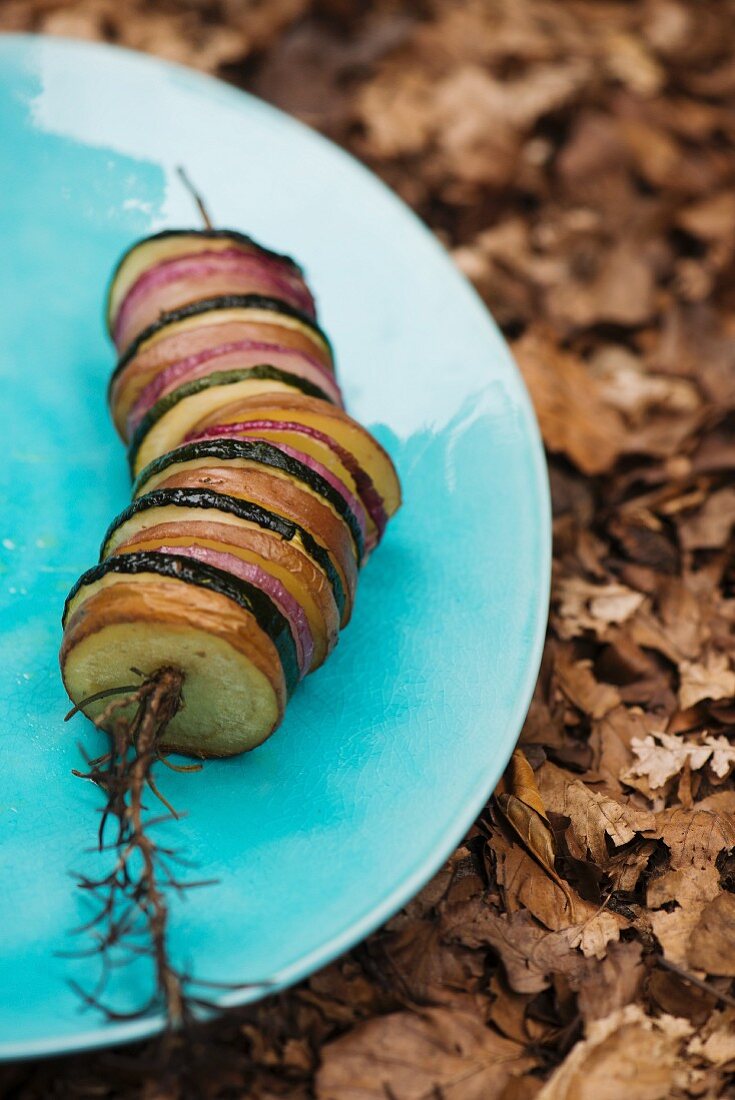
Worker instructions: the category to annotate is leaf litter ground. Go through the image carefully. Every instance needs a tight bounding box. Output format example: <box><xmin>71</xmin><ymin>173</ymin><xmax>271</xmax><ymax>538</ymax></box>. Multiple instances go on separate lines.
<box><xmin>2</xmin><ymin>0</ymin><xmax>735</xmax><ymax>1096</ymax></box>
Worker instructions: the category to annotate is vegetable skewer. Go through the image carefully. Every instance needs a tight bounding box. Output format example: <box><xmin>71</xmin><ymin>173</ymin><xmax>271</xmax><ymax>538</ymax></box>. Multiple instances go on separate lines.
<box><xmin>61</xmin><ymin>183</ymin><xmax>401</xmax><ymax>757</ymax></box>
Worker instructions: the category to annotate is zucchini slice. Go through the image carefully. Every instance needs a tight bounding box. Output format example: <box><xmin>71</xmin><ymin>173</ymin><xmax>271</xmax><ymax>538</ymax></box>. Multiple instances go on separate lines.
<box><xmin>188</xmin><ymin>421</ymin><xmax>385</xmax><ymax>548</ymax></box>
<box><xmin>128</xmin><ymin>368</ymin><xmax>335</xmax><ymax>476</ymax></box>
<box><xmin>110</xmin><ymin>314</ymin><xmax>335</xmax><ymax>441</ymax></box>
<box><xmin>144</xmin><ymin>464</ymin><xmax>358</xmax><ymax>617</ymax></box>
<box><xmin>99</xmin><ymin>488</ymin><xmax>348</xmax><ymax>625</ymax></box>
<box><xmin>133</xmin><ymin>439</ymin><xmax>366</xmax><ymax>562</ymax></box>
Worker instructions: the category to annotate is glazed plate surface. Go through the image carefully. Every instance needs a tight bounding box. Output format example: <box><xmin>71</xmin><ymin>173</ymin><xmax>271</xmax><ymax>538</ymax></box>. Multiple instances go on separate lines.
<box><xmin>0</xmin><ymin>34</ymin><xmax>550</xmax><ymax>1058</ymax></box>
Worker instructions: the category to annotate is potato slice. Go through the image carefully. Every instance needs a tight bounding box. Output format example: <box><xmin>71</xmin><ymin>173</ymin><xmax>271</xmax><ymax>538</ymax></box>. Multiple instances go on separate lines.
<box><xmin>111</xmin><ymin>313</ymin><xmax>334</xmax><ymax>440</ymax></box>
<box><xmin>61</xmin><ymin>574</ymin><xmax>287</xmax><ymax>757</ymax></box>
<box><xmin>133</xmin><ymin>439</ymin><xmax>366</xmax><ymax>562</ymax></box>
<box><xmin>128</xmin><ymin>372</ymin><xmax>327</xmax><ymax>476</ymax></box>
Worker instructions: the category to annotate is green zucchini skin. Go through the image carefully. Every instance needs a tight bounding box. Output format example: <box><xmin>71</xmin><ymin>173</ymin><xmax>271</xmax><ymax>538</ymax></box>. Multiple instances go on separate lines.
<box><xmin>134</xmin><ymin>438</ymin><xmax>365</xmax><ymax>562</ymax></box>
<box><xmin>127</xmin><ymin>366</ymin><xmax>334</xmax><ymax>474</ymax></box>
<box><xmin>98</xmin><ymin>487</ymin><xmax>347</xmax><ymax>620</ymax></box>
<box><xmin>63</xmin><ymin>550</ymin><xmax>300</xmax><ymax>696</ymax></box>
<box><xmin>110</xmin><ymin>293</ymin><xmax>333</xmax><ymax>388</ymax></box>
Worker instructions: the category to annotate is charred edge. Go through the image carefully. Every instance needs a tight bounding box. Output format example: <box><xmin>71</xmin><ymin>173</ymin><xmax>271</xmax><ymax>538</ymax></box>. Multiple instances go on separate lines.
<box><xmin>95</xmin><ymin>487</ymin><xmax>346</xmax><ymax>619</ymax></box>
<box><xmin>133</xmin><ymin>437</ymin><xmax>365</xmax><ymax>561</ymax></box>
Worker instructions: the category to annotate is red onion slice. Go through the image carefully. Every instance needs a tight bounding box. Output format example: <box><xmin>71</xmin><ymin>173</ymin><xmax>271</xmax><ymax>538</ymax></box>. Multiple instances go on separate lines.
<box><xmin>114</xmin><ymin>248</ymin><xmax>316</xmax><ymax>350</ymax></box>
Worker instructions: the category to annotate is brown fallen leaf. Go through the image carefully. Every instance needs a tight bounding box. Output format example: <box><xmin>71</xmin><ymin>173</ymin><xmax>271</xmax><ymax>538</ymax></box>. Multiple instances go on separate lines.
<box><xmin>446</xmin><ymin>901</ymin><xmax>617</xmax><ymax>993</ymax></box>
<box><xmin>535</xmin><ymin>1006</ymin><xmax>692</xmax><ymax>1100</ymax></box>
<box><xmin>647</xmin><ymin>865</ymin><xmax>721</xmax><ymax>965</ymax></box>
<box><xmin>538</xmin><ymin>762</ymin><xmax>654</xmax><ymax>865</ymax></box>
<box><xmin>491</xmin><ymin>832</ymin><xmax>573</xmax><ymax>930</ymax></box>
<box><xmin>650</xmin><ymin>792</ymin><xmax>735</xmax><ymax>870</ymax></box>
<box><xmin>573</xmin><ymin>940</ymin><xmax>644</xmax><ymax>1024</ymax></box>
<box><xmin>687</xmin><ymin>893</ymin><xmax>735</xmax><ymax>977</ymax></box>
<box><xmin>514</xmin><ymin>331</ymin><xmax>627</xmax><ymax>476</ymax></box>
<box><xmin>554</xmin><ymin>576</ymin><xmax>645</xmax><ymax>641</ymax></box>
<box><xmin>624</xmin><ymin>730</ymin><xmax>735</xmax><ymax>795</ymax></box>
<box><xmin>676</xmin><ymin>191</ymin><xmax>735</xmax><ymax>241</ymax></box>
<box><xmin>678</xmin><ymin>487</ymin><xmax>735</xmax><ymax>551</ymax></box>
<box><xmin>648</xmin><ymin>966</ymin><xmax>718</xmax><ymax>1026</ymax></box>
<box><xmin>687</xmin><ymin>1009</ymin><xmax>735</xmax><ymax>1066</ymax></box>
<box><xmin>363</xmin><ymin>918</ymin><xmax>483</xmax><ymax>1005</ymax></box>
<box><xmin>553</xmin><ymin>652</ymin><xmax>622</xmax><ymax>721</ymax></box>
<box><xmin>496</xmin><ymin>749</ymin><xmax>559</xmax><ymax>881</ymax></box>
<box><xmin>488</xmin><ymin>972</ymin><xmax>552</xmax><ymax>1046</ymax></box>
<box><xmin>545</xmin><ymin>241</ymin><xmax>657</xmax><ymax>331</ymax></box>
<box><xmin>315</xmin><ymin>1006</ymin><xmax>536</xmax><ymax>1100</ymax></box>
<box><xmin>679</xmin><ymin>651</ymin><xmax>735</xmax><ymax>709</ymax></box>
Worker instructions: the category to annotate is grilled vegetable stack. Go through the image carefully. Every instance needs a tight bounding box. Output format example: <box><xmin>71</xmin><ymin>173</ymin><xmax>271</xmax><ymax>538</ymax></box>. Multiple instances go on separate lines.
<box><xmin>61</xmin><ymin>229</ymin><xmax>401</xmax><ymax>756</ymax></box>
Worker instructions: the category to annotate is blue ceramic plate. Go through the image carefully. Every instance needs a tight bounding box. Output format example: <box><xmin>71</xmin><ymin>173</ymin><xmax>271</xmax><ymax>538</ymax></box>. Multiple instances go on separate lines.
<box><xmin>0</xmin><ymin>34</ymin><xmax>550</xmax><ymax>1059</ymax></box>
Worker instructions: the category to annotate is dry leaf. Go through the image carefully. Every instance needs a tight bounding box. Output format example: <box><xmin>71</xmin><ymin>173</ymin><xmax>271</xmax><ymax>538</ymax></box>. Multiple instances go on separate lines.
<box><xmin>554</xmin><ymin>653</ymin><xmax>622</xmax><ymax>721</ymax></box>
<box><xmin>687</xmin><ymin>892</ymin><xmax>735</xmax><ymax>977</ymax></box>
<box><xmin>623</xmin><ymin>731</ymin><xmax>735</xmax><ymax>791</ymax></box>
<box><xmin>536</xmin><ymin>1006</ymin><xmax>691</xmax><ymax>1100</ymax></box>
<box><xmin>687</xmin><ymin>1010</ymin><xmax>735</xmax><ymax>1065</ymax></box>
<box><xmin>315</xmin><ymin>1006</ymin><xmax>535</xmax><ymax>1100</ymax></box>
<box><xmin>574</xmin><ymin>941</ymin><xmax>644</xmax><ymax>1023</ymax></box>
<box><xmin>514</xmin><ymin>332</ymin><xmax>627</xmax><ymax>475</ymax></box>
<box><xmin>538</xmin><ymin>762</ymin><xmax>654</xmax><ymax>864</ymax></box>
<box><xmin>679</xmin><ymin>488</ymin><xmax>735</xmax><ymax>551</ymax></box>
<box><xmin>679</xmin><ymin>651</ymin><xmax>735</xmax><ymax>709</ymax></box>
<box><xmin>652</xmin><ymin>793</ymin><xmax>735</xmax><ymax>870</ymax></box>
<box><xmin>496</xmin><ymin>749</ymin><xmax>559</xmax><ymax>882</ymax></box>
<box><xmin>647</xmin><ymin>864</ymin><xmax>720</xmax><ymax>965</ymax></box>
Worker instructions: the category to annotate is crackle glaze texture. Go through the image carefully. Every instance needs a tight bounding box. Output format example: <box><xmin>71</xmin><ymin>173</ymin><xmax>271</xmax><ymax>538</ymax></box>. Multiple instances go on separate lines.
<box><xmin>0</xmin><ymin>35</ymin><xmax>550</xmax><ymax>1058</ymax></box>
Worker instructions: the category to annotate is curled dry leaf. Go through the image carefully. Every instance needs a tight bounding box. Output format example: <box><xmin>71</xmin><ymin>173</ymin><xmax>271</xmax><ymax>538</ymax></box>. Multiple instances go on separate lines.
<box><xmin>514</xmin><ymin>332</ymin><xmax>626</xmax><ymax>476</ymax></box>
<box><xmin>496</xmin><ymin>749</ymin><xmax>559</xmax><ymax>881</ymax></box>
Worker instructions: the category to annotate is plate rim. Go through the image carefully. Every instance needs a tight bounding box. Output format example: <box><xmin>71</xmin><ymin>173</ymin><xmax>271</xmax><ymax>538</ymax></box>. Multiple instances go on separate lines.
<box><xmin>0</xmin><ymin>30</ymin><xmax>551</xmax><ymax>1061</ymax></box>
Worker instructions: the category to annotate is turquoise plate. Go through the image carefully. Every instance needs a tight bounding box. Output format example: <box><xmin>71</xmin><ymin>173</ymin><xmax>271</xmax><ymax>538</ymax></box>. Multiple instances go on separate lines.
<box><xmin>0</xmin><ymin>34</ymin><xmax>550</xmax><ymax>1059</ymax></box>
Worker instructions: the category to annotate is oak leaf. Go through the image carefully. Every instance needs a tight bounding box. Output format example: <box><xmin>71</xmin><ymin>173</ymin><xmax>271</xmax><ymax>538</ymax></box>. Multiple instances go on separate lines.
<box><xmin>538</xmin><ymin>763</ymin><xmax>654</xmax><ymax>864</ymax></box>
